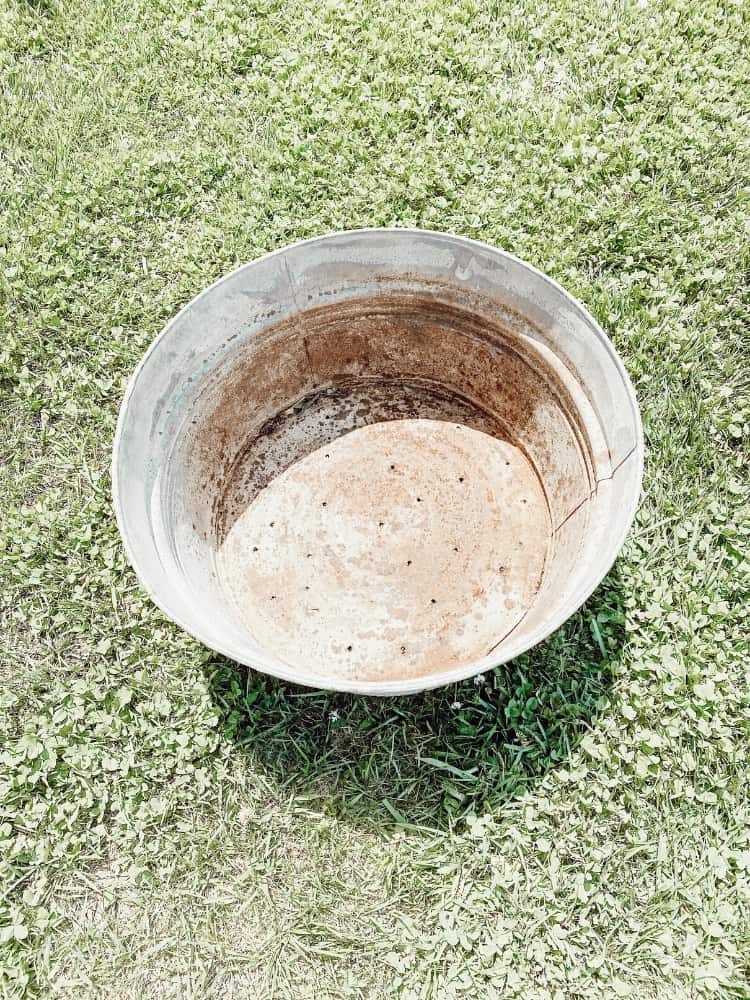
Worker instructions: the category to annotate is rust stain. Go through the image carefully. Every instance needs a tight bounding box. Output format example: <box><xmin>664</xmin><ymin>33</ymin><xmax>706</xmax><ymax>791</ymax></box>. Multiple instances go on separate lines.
<box><xmin>173</xmin><ymin>286</ymin><xmax>598</xmax><ymax>681</ymax></box>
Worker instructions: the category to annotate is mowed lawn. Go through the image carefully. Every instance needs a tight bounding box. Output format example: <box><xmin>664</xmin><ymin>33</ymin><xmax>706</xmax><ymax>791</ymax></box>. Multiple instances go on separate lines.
<box><xmin>1</xmin><ymin>0</ymin><xmax>749</xmax><ymax>996</ymax></box>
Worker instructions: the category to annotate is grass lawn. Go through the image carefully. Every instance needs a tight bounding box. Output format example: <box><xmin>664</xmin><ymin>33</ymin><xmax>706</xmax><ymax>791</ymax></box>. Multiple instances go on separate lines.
<box><xmin>1</xmin><ymin>0</ymin><xmax>749</xmax><ymax>996</ymax></box>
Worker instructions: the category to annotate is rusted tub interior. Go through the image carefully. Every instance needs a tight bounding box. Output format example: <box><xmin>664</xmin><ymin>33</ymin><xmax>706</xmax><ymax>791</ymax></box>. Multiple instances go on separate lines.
<box><xmin>114</xmin><ymin>230</ymin><xmax>641</xmax><ymax>694</ymax></box>
<box><xmin>170</xmin><ymin>292</ymin><xmax>609</xmax><ymax>684</ymax></box>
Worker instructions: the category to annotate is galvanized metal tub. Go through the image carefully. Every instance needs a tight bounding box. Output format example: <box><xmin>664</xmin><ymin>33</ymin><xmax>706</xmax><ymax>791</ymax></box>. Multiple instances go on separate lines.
<box><xmin>112</xmin><ymin>229</ymin><xmax>643</xmax><ymax>694</ymax></box>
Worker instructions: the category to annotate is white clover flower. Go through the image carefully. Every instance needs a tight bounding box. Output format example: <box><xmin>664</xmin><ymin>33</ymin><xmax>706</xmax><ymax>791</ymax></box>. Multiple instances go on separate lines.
<box><xmin>329</xmin><ymin>710</ymin><xmax>340</xmax><ymax>723</ymax></box>
<box><xmin>450</xmin><ymin>701</ymin><xmax>462</xmax><ymax>711</ymax></box>
<box><xmin>473</xmin><ymin>673</ymin><xmax>486</xmax><ymax>686</ymax></box>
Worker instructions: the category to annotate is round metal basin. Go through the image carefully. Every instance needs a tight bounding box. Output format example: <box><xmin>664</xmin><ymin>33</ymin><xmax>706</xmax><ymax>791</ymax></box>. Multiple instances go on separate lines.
<box><xmin>112</xmin><ymin>229</ymin><xmax>643</xmax><ymax>694</ymax></box>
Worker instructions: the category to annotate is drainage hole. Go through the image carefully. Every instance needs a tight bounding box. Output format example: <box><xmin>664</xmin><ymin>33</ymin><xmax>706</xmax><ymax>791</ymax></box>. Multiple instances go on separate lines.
<box><xmin>406</xmin><ymin>559</ymin><xmax>412</xmax><ymax>566</ymax></box>
<box><xmin>322</xmin><ymin>501</ymin><xmax>327</xmax><ymax>507</ymax></box>
<box><xmin>346</xmin><ymin>645</ymin><xmax>353</xmax><ymax>652</ymax></box>
<box><xmin>269</xmin><ymin>521</ymin><xmax>275</xmax><ymax>527</ymax></box>
<box><xmin>390</xmin><ymin>464</ymin><xmax>395</xmax><ymax>470</ymax></box>
<box><xmin>416</xmin><ymin>497</ymin><xmax>422</xmax><ymax>502</ymax></box>
<box><xmin>379</xmin><ymin>521</ymin><xmax>385</xmax><ymax>528</ymax></box>
<box><xmin>459</xmin><ymin>476</ymin><xmax>464</xmax><ymax>483</ymax></box>
<box><xmin>252</xmin><ymin>546</ymin><xmax>258</xmax><ymax>552</ymax></box>
<box><xmin>430</xmin><ymin>598</ymin><xmax>437</xmax><ymax>604</ymax></box>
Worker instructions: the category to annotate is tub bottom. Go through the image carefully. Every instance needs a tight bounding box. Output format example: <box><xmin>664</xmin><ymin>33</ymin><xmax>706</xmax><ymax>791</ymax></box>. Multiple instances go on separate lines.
<box><xmin>214</xmin><ymin>380</ymin><xmax>551</xmax><ymax>682</ymax></box>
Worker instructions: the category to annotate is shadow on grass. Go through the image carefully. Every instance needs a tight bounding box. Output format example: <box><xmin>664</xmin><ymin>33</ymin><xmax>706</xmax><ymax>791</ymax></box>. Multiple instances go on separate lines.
<box><xmin>206</xmin><ymin>567</ymin><xmax>625</xmax><ymax>833</ymax></box>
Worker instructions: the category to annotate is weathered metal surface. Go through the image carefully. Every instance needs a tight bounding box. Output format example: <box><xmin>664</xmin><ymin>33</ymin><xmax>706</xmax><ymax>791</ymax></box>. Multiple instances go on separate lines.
<box><xmin>191</xmin><ymin>292</ymin><xmax>596</xmax><ymax>538</ymax></box>
<box><xmin>112</xmin><ymin>229</ymin><xmax>643</xmax><ymax>695</ymax></box>
<box><xmin>217</xmin><ymin>418</ymin><xmax>549</xmax><ymax>683</ymax></box>
<box><xmin>214</xmin><ymin>377</ymin><xmax>507</xmax><ymax>545</ymax></box>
